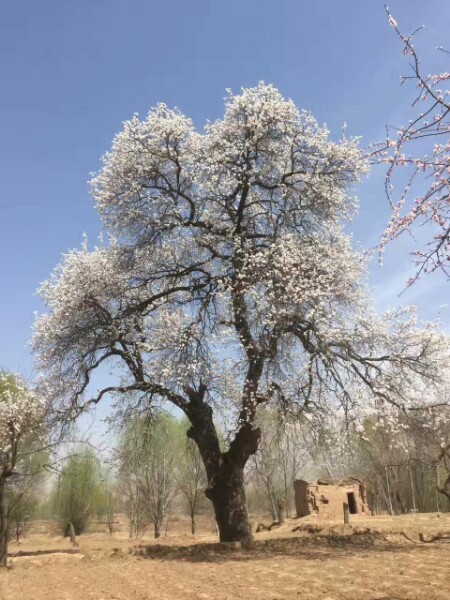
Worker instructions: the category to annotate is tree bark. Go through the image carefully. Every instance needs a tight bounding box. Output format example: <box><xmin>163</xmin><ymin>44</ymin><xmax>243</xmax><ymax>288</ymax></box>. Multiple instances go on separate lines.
<box><xmin>277</xmin><ymin>498</ymin><xmax>286</xmax><ymax>524</ymax></box>
<box><xmin>185</xmin><ymin>392</ymin><xmax>258</xmax><ymax>544</ymax></box>
<box><xmin>190</xmin><ymin>509</ymin><xmax>196</xmax><ymax>535</ymax></box>
<box><xmin>0</xmin><ymin>477</ymin><xmax>8</xmax><ymax>568</ymax></box>
<box><xmin>205</xmin><ymin>461</ymin><xmax>252</xmax><ymax>544</ymax></box>
<box><xmin>154</xmin><ymin>520</ymin><xmax>161</xmax><ymax>539</ymax></box>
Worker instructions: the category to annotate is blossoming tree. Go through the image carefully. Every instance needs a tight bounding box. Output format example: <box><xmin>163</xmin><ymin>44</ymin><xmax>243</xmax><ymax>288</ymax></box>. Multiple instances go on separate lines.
<box><xmin>380</xmin><ymin>8</ymin><xmax>450</xmax><ymax>282</ymax></box>
<box><xmin>33</xmin><ymin>84</ymin><xmax>449</xmax><ymax>543</ymax></box>
<box><xmin>351</xmin><ymin>375</ymin><xmax>450</xmax><ymax>509</ymax></box>
<box><xmin>0</xmin><ymin>372</ymin><xmax>46</xmax><ymax>566</ymax></box>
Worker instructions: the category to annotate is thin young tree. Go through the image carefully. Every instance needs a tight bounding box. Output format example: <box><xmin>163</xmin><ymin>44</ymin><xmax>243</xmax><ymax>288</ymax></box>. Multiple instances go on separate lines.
<box><xmin>0</xmin><ymin>372</ymin><xmax>46</xmax><ymax>566</ymax></box>
<box><xmin>118</xmin><ymin>413</ymin><xmax>178</xmax><ymax>539</ymax></box>
<box><xmin>119</xmin><ymin>470</ymin><xmax>148</xmax><ymax>539</ymax></box>
<box><xmin>249</xmin><ymin>409</ymin><xmax>311</xmax><ymax>520</ymax></box>
<box><xmin>33</xmin><ymin>83</ymin><xmax>449</xmax><ymax>542</ymax></box>
<box><xmin>54</xmin><ymin>448</ymin><xmax>104</xmax><ymax>536</ymax></box>
<box><xmin>7</xmin><ymin>438</ymin><xmax>48</xmax><ymax>543</ymax></box>
<box><xmin>249</xmin><ymin>444</ymin><xmax>280</xmax><ymax>521</ymax></box>
<box><xmin>92</xmin><ymin>468</ymin><xmax>119</xmax><ymax>534</ymax></box>
<box><xmin>7</xmin><ymin>487</ymin><xmax>39</xmax><ymax>544</ymax></box>
<box><xmin>176</xmin><ymin>419</ymin><xmax>207</xmax><ymax>534</ymax></box>
<box><xmin>102</xmin><ymin>476</ymin><xmax>119</xmax><ymax>535</ymax></box>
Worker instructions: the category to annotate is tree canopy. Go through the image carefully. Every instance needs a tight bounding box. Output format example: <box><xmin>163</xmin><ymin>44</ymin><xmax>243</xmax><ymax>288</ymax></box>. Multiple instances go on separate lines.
<box><xmin>0</xmin><ymin>372</ymin><xmax>46</xmax><ymax>565</ymax></box>
<box><xmin>33</xmin><ymin>83</ymin><xmax>449</xmax><ymax>541</ymax></box>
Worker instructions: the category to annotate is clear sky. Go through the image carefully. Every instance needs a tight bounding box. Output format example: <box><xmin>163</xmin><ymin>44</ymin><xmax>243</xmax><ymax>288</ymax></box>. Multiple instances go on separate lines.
<box><xmin>1</xmin><ymin>0</ymin><xmax>449</xmax><ymax>382</ymax></box>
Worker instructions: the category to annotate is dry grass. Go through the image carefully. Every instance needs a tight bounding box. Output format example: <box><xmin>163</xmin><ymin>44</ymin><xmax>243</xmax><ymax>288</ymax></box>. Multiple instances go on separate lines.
<box><xmin>1</xmin><ymin>513</ymin><xmax>449</xmax><ymax>600</ymax></box>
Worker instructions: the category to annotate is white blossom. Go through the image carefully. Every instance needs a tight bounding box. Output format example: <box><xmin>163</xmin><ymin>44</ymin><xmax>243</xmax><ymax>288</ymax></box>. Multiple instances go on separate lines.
<box><xmin>0</xmin><ymin>373</ymin><xmax>46</xmax><ymax>474</ymax></box>
<box><xmin>32</xmin><ymin>83</ymin><xmax>449</xmax><ymax>457</ymax></box>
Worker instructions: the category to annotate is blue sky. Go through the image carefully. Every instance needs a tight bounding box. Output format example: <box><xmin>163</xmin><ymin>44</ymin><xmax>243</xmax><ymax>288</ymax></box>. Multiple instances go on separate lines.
<box><xmin>1</xmin><ymin>0</ymin><xmax>449</xmax><ymax>382</ymax></box>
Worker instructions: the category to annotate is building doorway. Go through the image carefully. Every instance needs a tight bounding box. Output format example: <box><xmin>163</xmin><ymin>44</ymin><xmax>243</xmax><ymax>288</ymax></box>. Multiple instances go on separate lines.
<box><xmin>347</xmin><ymin>492</ymin><xmax>357</xmax><ymax>514</ymax></box>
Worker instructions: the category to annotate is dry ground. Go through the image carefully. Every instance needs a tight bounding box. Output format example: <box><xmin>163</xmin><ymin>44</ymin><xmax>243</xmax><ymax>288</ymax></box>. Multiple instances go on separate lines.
<box><xmin>1</xmin><ymin>513</ymin><xmax>449</xmax><ymax>600</ymax></box>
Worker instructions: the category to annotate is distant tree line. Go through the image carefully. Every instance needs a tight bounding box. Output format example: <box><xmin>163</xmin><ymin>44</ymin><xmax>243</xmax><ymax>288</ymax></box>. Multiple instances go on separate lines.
<box><xmin>5</xmin><ymin>406</ymin><xmax>448</xmax><ymax>548</ymax></box>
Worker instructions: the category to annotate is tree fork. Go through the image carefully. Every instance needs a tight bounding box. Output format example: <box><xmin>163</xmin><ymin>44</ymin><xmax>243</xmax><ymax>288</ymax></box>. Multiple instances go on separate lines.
<box><xmin>185</xmin><ymin>395</ymin><xmax>259</xmax><ymax>543</ymax></box>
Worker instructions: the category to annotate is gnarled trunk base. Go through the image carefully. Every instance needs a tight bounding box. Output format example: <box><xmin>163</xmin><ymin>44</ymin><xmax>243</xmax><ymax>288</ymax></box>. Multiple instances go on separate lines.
<box><xmin>206</xmin><ymin>464</ymin><xmax>252</xmax><ymax>544</ymax></box>
<box><xmin>185</xmin><ymin>390</ymin><xmax>258</xmax><ymax>546</ymax></box>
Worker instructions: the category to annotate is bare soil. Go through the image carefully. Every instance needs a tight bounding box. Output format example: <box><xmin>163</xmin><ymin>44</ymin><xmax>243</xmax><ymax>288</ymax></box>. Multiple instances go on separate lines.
<box><xmin>1</xmin><ymin>513</ymin><xmax>449</xmax><ymax>600</ymax></box>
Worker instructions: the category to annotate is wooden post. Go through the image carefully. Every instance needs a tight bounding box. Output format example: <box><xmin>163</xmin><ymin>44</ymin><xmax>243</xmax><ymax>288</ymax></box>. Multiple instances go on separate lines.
<box><xmin>343</xmin><ymin>503</ymin><xmax>350</xmax><ymax>524</ymax></box>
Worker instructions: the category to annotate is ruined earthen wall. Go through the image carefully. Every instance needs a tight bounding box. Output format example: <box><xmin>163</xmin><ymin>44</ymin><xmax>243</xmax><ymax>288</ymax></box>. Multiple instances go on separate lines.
<box><xmin>294</xmin><ymin>479</ymin><xmax>369</xmax><ymax>519</ymax></box>
<box><xmin>293</xmin><ymin>480</ymin><xmax>310</xmax><ymax>517</ymax></box>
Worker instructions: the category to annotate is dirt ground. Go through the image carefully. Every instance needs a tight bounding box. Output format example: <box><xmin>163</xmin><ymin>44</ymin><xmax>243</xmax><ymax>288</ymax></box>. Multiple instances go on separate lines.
<box><xmin>1</xmin><ymin>513</ymin><xmax>449</xmax><ymax>600</ymax></box>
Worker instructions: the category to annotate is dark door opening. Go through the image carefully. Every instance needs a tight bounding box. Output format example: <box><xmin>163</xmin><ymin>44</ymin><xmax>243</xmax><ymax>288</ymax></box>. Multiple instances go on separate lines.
<box><xmin>347</xmin><ymin>492</ymin><xmax>357</xmax><ymax>514</ymax></box>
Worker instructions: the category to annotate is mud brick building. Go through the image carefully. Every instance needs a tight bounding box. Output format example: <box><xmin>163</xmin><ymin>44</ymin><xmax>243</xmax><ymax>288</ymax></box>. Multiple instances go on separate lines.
<box><xmin>294</xmin><ymin>478</ymin><xmax>369</xmax><ymax>519</ymax></box>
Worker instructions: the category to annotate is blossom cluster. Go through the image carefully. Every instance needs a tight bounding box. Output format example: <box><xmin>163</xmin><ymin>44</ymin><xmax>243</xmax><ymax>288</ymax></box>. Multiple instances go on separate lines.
<box><xmin>0</xmin><ymin>373</ymin><xmax>45</xmax><ymax>472</ymax></box>
<box><xmin>380</xmin><ymin>9</ymin><xmax>450</xmax><ymax>281</ymax></box>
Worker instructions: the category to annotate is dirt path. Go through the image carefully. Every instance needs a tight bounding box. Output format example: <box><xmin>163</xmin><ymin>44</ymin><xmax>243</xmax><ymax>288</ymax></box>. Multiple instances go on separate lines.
<box><xmin>1</xmin><ymin>515</ymin><xmax>449</xmax><ymax>600</ymax></box>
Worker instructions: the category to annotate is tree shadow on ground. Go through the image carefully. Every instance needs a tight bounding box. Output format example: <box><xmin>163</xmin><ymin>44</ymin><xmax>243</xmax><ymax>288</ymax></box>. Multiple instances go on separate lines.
<box><xmin>131</xmin><ymin>533</ymin><xmax>430</xmax><ymax>564</ymax></box>
<box><xmin>9</xmin><ymin>549</ymin><xmax>81</xmax><ymax>558</ymax></box>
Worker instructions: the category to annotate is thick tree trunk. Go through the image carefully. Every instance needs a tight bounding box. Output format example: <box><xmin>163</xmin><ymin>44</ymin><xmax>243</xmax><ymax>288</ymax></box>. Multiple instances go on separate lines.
<box><xmin>190</xmin><ymin>510</ymin><xmax>196</xmax><ymax>535</ymax></box>
<box><xmin>205</xmin><ymin>461</ymin><xmax>252</xmax><ymax>544</ymax></box>
<box><xmin>437</xmin><ymin>473</ymin><xmax>450</xmax><ymax>502</ymax></box>
<box><xmin>0</xmin><ymin>477</ymin><xmax>8</xmax><ymax>568</ymax></box>
<box><xmin>185</xmin><ymin>387</ymin><xmax>259</xmax><ymax>545</ymax></box>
